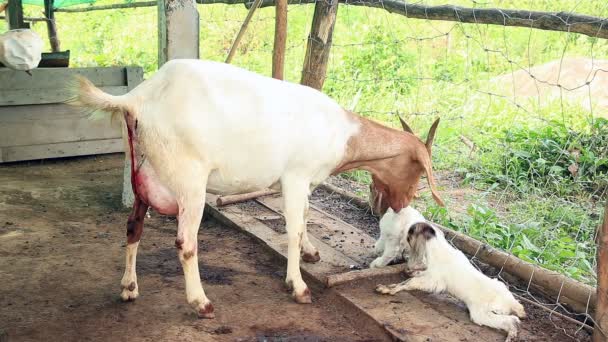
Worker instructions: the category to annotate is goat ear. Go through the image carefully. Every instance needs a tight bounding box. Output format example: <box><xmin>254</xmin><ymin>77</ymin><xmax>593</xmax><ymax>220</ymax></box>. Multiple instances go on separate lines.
<box><xmin>399</xmin><ymin>116</ymin><xmax>414</xmax><ymax>134</ymax></box>
<box><xmin>425</xmin><ymin>118</ymin><xmax>440</xmax><ymax>157</ymax></box>
<box><xmin>369</xmin><ymin>181</ymin><xmax>384</xmax><ymax>217</ymax></box>
<box><xmin>420</xmin><ymin>151</ymin><xmax>445</xmax><ymax>207</ymax></box>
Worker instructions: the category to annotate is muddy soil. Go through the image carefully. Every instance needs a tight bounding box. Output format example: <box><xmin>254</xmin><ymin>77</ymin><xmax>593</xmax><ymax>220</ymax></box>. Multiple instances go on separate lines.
<box><xmin>312</xmin><ymin>176</ymin><xmax>593</xmax><ymax>342</ymax></box>
<box><xmin>0</xmin><ymin>155</ymin><xmax>385</xmax><ymax>342</ymax></box>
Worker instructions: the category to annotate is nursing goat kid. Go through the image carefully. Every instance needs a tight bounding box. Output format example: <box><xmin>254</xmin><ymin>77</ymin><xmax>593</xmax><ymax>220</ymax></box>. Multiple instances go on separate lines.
<box><xmin>73</xmin><ymin>59</ymin><xmax>444</xmax><ymax>319</ymax></box>
<box><xmin>369</xmin><ymin>206</ymin><xmax>425</xmax><ymax>269</ymax></box>
<box><xmin>375</xmin><ymin>209</ymin><xmax>525</xmax><ymax>342</ymax></box>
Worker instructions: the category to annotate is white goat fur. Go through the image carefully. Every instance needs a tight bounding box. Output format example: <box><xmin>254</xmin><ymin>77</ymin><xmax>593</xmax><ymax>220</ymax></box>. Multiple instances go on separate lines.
<box><xmin>370</xmin><ymin>206</ymin><xmax>424</xmax><ymax>268</ymax></box>
<box><xmin>375</xmin><ymin>208</ymin><xmax>526</xmax><ymax>341</ymax></box>
<box><xmin>75</xmin><ymin>59</ymin><xmax>373</xmax><ymax>316</ymax></box>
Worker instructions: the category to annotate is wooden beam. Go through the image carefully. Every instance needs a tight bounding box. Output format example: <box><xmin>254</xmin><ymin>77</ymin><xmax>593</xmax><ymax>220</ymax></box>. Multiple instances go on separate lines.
<box><xmin>55</xmin><ymin>1</ymin><xmax>156</xmax><ymax>12</ymax></box>
<box><xmin>216</xmin><ymin>189</ymin><xmax>279</xmax><ymax>206</ymax></box>
<box><xmin>251</xmin><ymin>0</ymin><xmax>608</xmax><ymax>40</ymax></box>
<box><xmin>157</xmin><ymin>0</ymin><xmax>199</xmax><ymax>67</ymax></box>
<box><xmin>271</xmin><ymin>0</ymin><xmax>287</xmax><ymax>80</ymax></box>
<box><xmin>6</xmin><ymin>0</ymin><xmax>29</xmax><ymax>29</ymax></box>
<box><xmin>0</xmin><ymin>15</ymin><xmax>47</xmax><ymax>22</ymax></box>
<box><xmin>594</xmin><ymin>202</ymin><xmax>608</xmax><ymax>341</ymax></box>
<box><xmin>225</xmin><ymin>0</ymin><xmax>262</xmax><ymax>63</ymax></box>
<box><xmin>43</xmin><ymin>0</ymin><xmax>61</xmax><ymax>52</ymax></box>
<box><xmin>326</xmin><ymin>264</ymin><xmax>403</xmax><ymax>288</ymax></box>
<box><xmin>300</xmin><ymin>0</ymin><xmax>338</xmax><ymax>90</ymax></box>
<box><xmin>52</xmin><ymin>0</ymin><xmax>608</xmax><ymax>41</ymax></box>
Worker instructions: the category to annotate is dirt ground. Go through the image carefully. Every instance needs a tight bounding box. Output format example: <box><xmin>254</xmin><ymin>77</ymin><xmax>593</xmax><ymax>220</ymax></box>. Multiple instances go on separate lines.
<box><xmin>0</xmin><ymin>155</ymin><xmax>386</xmax><ymax>342</ymax></box>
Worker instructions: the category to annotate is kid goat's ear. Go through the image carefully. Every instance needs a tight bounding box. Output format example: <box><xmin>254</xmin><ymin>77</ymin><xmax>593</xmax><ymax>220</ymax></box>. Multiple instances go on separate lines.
<box><xmin>422</xmin><ymin>223</ymin><xmax>436</xmax><ymax>240</ymax></box>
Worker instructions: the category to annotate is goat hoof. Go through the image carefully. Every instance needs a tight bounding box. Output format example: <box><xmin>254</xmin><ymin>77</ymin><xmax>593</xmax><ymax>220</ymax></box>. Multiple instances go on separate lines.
<box><xmin>302</xmin><ymin>251</ymin><xmax>320</xmax><ymax>263</ymax></box>
<box><xmin>196</xmin><ymin>302</ymin><xmax>215</xmax><ymax>319</ymax></box>
<box><xmin>293</xmin><ymin>287</ymin><xmax>312</xmax><ymax>304</ymax></box>
<box><xmin>120</xmin><ymin>282</ymin><xmax>139</xmax><ymax>301</ymax></box>
<box><xmin>285</xmin><ymin>279</ymin><xmax>294</xmax><ymax>291</ymax></box>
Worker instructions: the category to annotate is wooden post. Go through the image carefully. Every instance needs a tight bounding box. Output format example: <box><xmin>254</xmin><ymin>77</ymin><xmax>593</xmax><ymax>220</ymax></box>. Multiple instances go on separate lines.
<box><xmin>157</xmin><ymin>0</ymin><xmax>199</xmax><ymax>67</ymax></box>
<box><xmin>272</xmin><ymin>0</ymin><xmax>287</xmax><ymax>79</ymax></box>
<box><xmin>300</xmin><ymin>0</ymin><xmax>338</xmax><ymax>90</ymax></box>
<box><xmin>5</xmin><ymin>0</ymin><xmax>29</xmax><ymax>29</ymax></box>
<box><xmin>43</xmin><ymin>0</ymin><xmax>60</xmax><ymax>52</ymax></box>
<box><xmin>594</xmin><ymin>202</ymin><xmax>608</xmax><ymax>341</ymax></box>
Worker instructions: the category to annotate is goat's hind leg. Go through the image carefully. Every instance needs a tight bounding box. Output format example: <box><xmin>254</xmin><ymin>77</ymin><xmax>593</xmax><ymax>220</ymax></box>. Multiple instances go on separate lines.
<box><xmin>175</xmin><ymin>183</ymin><xmax>215</xmax><ymax>319</ymax></box>
<box><xmin>300</xmin><ymin>201</ymin><xmax>320</xmax><ymax>263</ymax></box>
<box><xmin>121</xmin><ymin>196</ymin><xmax>149</xmax><ymax>301</ymax></box>
<box><xmin>282</xmin><ymin>176</ymin><xmax>312</xmax><ymax>303</ymax></box>
<box><xmin>469</xmin><ymin>309</ymin><xmax>520</xmax><ymax>342</ymax></box>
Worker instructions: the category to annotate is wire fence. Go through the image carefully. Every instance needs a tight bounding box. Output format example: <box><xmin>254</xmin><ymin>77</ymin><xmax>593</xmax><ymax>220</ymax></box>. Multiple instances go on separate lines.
<box><xmin>13</xmin><ymin>0</ymin><xmax>607</xmax><ymax>337</ymax></box>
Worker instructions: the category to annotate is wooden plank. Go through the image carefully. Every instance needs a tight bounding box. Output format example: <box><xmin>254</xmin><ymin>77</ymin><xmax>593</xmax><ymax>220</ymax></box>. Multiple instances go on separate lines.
<box><xmin>300</xmin><ymin>0</ymin><xmax>338</xmax><ymax>90</ymax></box>
<box><xmin>0</xmin><ymin>103</ymin><xmax>122</xmax><ymax>147</ymax></box>
<box><xmin>326</xmin><ymin>264</ymin><xmax>403</xmax><ymax>287</ymax></box>
<box><xmin>594</xmin><ymin>202</ymin><xmax>608</xmax><ymax>341</ymax></box>
<box><xmin>126</xmin><ymin>67</ymin><xmax>144</xmax><ymax>91</ymax></box>
<box><xmin>205</xmin><ymin>194</ymin><xmax>358</xmax><ymax>281</ymax></box>
<box><xmin>336</xmin><ymin>277</ymin><xmax>505</xmax><ymax>342</ymax></box>
<box><xmin>158</xmin><ymin>0</ymin><xmax>199</xmax><ymax>67</ymax></box>
<box><xmin>0</xmin><ymin>67</ymin><xmax>128</xmax><ymax>90</ymax></box>
<box><xmin>257</xmin><ymin>195</ymin><xmax>377</xmax><ymax>265</ymax></box>
<box><xmin>0</xmin><ymin>86</ymin><xmax>127</xmax><ymax>106</ymax></box>
<box><xmin>0</xmin><ymin>138</ymin><xmax>123</xmax><ymax>162</ymax></box>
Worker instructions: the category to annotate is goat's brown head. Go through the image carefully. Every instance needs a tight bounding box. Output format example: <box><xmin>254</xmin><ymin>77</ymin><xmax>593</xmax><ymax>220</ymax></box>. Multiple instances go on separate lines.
<box><xmin>369</xmin><ymin>117</ymin><xmax>444</xmax><ymax>216</ymax></box>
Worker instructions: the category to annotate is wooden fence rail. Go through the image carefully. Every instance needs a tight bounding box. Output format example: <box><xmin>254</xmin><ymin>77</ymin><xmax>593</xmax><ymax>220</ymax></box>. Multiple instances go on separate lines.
<box><xmin>54</xmin><ymin>0</ymin><xmax>608</xmax><ymax>41</ymax></box>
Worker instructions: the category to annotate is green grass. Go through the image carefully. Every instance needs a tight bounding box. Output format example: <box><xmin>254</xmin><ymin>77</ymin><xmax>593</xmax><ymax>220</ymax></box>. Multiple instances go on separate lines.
<box><xmin>3</xmin><ymin>0</ymin><xmax>606</xmax><ymax>285</ymax></box>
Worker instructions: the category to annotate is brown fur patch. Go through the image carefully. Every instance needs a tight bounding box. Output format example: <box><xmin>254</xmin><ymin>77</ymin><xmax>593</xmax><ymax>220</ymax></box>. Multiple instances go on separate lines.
<box><xmin>127</xmin><ymin>282</ymin><xmax>137</xmax><ymax>292</ymax></box>
<box><xmin>334</xmin><ymin>110</ymin><xmax>443</xmax><ymax>215</ymax></box>
<box><xmin>175</xmin><ymin>237</ymin><xmax>184</xmax><ymax>249</ymax></box>
<box><xmin>182</xmin><ymin>250</ymin><xmax>195</xmax><ymax>260</ymax></box>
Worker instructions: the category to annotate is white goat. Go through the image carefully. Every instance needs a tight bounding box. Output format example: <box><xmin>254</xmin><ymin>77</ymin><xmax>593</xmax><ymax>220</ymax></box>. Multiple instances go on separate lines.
<box><xmin>375</xmin><ymin>209</ymin><xmax>525</xmax><ymax>341</ymax></box>
<box><xmin>73</xmin><ymin>59</ymin><xmax>444</xmax><ymax>318</ymax></box>
<box><xmin>369</xmin><ymin>206</ymin><xmax>424</xmax><ymax>268</ymax></box>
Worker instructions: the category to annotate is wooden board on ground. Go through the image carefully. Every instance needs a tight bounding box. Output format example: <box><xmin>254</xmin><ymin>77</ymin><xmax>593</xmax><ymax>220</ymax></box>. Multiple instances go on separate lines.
<box><xmin>257</xmin><ymin>194</ymin><xmax>377</xmax><ymax>265</ymax></box>
<box><xmin>0</xmin><ymin>67</ymin><xmax>143</xmax><ymax>163</ymax></box>
<box><xmin>203</xmin><ymin>192</ymin><xmax>511</xmax><ymax>341</ymax></box>
<box><xmin>335</xmin><ymin>275</ymin><xmax>505</xmax><ymax>341</ymax></box>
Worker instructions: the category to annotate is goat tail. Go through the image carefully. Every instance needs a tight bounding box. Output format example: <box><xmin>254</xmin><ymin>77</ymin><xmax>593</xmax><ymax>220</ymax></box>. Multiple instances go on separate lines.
<box><xmin>70</xmin><ymin>75</ymin><xmax>135</xmax><ymax>123</ymax></box>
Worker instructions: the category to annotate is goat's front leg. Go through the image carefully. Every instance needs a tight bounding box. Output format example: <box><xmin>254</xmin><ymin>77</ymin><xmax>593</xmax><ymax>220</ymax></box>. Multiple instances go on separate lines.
<box><xmin>120</xmin><ymin>196</ymin><xmax>149</xmax><ymax>301</ymax></box>
<box><xmin>175</xmin><ymin>185</ymin><xmax>214</xmax><ymax>319</ymax></box>
<box><xmin>469</xmin><ymin>308</ymin><xmax>520</xmax><ymax>342</ymax></box>
<box><xmin>282</xmin><ymin>176</ymin><xmax>312</xmax><ymax>303</ymax></box>
<box><xmin>300</xmin><ymin>201</ymin><xmax>320</xmax><ymax>263</ymax></box>
<box><xmin>370</xmin><ymin>233</ymin><xmax>401</xmax><ymax>268</ymax></box>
